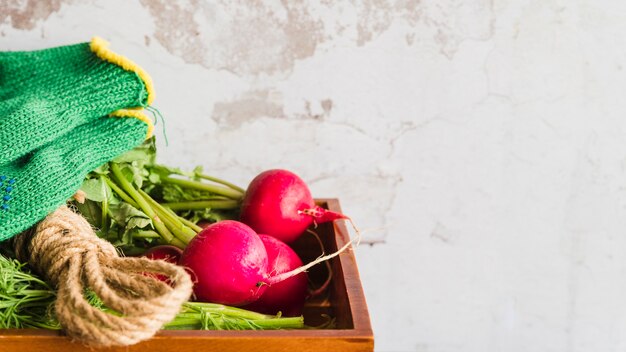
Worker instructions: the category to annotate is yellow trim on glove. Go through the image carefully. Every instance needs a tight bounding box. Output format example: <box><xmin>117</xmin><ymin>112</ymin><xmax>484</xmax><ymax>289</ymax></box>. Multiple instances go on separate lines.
<box><xmin>109</xmin><ymin>109</ymin><xmax>154</xmax><ymax>139</ymax></box>
<box><xmin>90</xmin><ymin>36</ymin><xmax>156</xmax><ymax>140</ymax></box>
<box><xmin>89</xmin><ymin>36</ymin><xmax>155</xmax><ymax>105</ymax></box>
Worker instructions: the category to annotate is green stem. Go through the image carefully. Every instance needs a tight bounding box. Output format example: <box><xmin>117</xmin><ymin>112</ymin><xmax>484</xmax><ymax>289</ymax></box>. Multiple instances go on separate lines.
<box><xmin>138</xmin><ymin>189</ymin><xmax>196</xmax><ymax>243</ymax></box>
<box><xmin>109</xmin><ymin>163</ymin><xmax>185</xmax><ymax>247</ymax></box>
<box><xmin>163</xmin><ymin>317</ymin><xmax>303</xmax><ymax>330</ymax></box>
<box><xmin>25</xmin><ymin>321</ymin><xmax>61</xmax><ymax>330</ymax></box>
<box><xmin>100</xmin><ymin>176</ymin><xmax>109</xmax><ymax>233</ymax></box>
<box><xmin>13</xmin><ymin>289</ymin><xmax>55</xmax><ymax>296</ymax></box>
<box><xmin>162</xmin><ymin>165</ymin><xmax>246</xmax><ymax>193</ymax></box>
<box><xmin>133</xmin><ymin>230</ymin><xmax>161</xmax><ymax>239</ymax></box>
<box><xmin>103</xmin><ymin>176</ymin><xmax>138</xmax><ymax>208</ymax></box>
<box><xmin>162</xmin><ymin>302</ymin><xmax>305</xmax><ymax>330</ymax></box>
<box><xmin>248</xmin><ymin>317</ymin><xmax>304</xmax><ymax>329</ymax></box>
<box><xmin>162</xmin><ymin>177</ymin><xmax>243</xmax><ymax>200</ymax></box>
<box><xmin>163</xmin><ymin>200</ymin><xmax>240</xmax><ymax>211</ymax></box>
<box><xmin>162</xmin><ymin>319</ymin><xmax>201</xmax><ymax>330</ymax></box>
<box><xmin>162</xmin><ymin>206</ymin><xmax>203</xmax><ymax>233</ymax></box>
<box><xmin>184</xmin><ymin>302</ymin><xmax>272</xmax><ymax>320</ymax></box>
<box><xmin>0</xmin><ymin>299</ymin><xmax>53</xmax><ymax>309</ymax></box>
<box><xmin>194</xmin><ymin>174</ymin><xmax>245</xmax><ymax>194</ymax></box>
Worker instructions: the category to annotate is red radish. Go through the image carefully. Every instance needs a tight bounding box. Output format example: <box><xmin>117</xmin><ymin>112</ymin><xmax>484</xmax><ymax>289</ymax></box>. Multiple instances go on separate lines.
<box><xmin>141</xmin><ymin>245</ymin><xmax>183</xmax><ymax>263</ymax></box>
<box><xmin>179</xmin><ymin>220</ymin><xmax>269</xmax><ymax>306</ymax></box>
<box><xmin>180</xmin><ymin>219</ymin><xmax>358</xmax><ymax>308</ymax></box>
<box><xmin>197</xmin><ymin>220</ymin><xmax>212</xmax><ymax>229</ymax></box>
<box><xmin>240</xmin><ymin>169</ymin><xmax>347</xmax><ymax>243</ymax></box>
<box><xmin>242</xmin><ymin>235</ymin><xmax>308</xmax><ymax>317</ymax></box>
<box><xmin>141</xmin><ymin>245</ymin><xmax>183</xmax><ymax>282</ymax></box>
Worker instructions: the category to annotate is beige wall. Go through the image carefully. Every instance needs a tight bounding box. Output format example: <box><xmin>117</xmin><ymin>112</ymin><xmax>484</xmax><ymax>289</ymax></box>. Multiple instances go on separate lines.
<box><xmin>3</xmin><ymin>1</ymin><xmax>626</xmax><ymax>351</ymax></box>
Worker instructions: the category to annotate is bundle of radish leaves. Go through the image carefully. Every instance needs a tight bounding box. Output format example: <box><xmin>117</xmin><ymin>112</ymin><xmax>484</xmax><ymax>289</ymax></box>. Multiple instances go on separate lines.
<box><xmin>0</xmin><ymin>139</ymin><xmax>303</xmax><ymax>330</ymax></box>
<box><xmin>73</xmin><ymin>137</ymin><xmax>242</xmax><ymax>255</ymax></box>
<box><xmin>0</xmin><ymin>137</ymin><xmax>349</xmax><ymax>331</ymax></box>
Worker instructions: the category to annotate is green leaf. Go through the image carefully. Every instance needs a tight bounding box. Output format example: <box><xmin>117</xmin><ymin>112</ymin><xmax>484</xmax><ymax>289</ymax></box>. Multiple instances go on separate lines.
<box><xmin>192</xmin><ymin>166</ymin><xmax>204</xmax><ymax>180</ymax></box>
<box><xmin>113</xmin><ymin>137</ymin><xmax>157</xmax><ymax>165</ymax></box>
<box><xmin>90</xmin><ymin>163</ymin><xmax>110</xmax><ymax>175</ymax></box>
<box><xmin>116</xmin><ymin>163</ymin><xmax>145</xmax><ymax>190</ymax></box>
<box><xmin>75</xmin><ymin>136</ymin><xmax>240</xmax><ymax>254</ymax></box>
<box><xmin>74</xmin><ymin>200</ymin><xmax>103</xmax><ymax>229</ymax></box>
<box><xmin>111</xmin><ymin>138</ymin><xmax>158</xmax><ymax>189</ymax></box>
<box><xmin>161</xmin><ymin>184</ymin><xmax>216</xmax><ymax>202</ymax></box>
<box><xmin>0</xmin><ymin>255</ymin><xmax>59</xmax><ymax>329</ymax></box>
<box><xmin>127</xmin><ymin>212</ymin><xmax>152</xmax><ymax>230</ymax></box>
<box><xmin>148</xmin><ymin>164</ymin><xmax>182</xmax><ymax>180</ymax></box>
<box><xmin>180</xmin><ymin>208</ymin><xmax>237</xmax><ymax>224</ymax></box>
<box><xmin>80</xmin><ymin>178</ymin><xmax>111</xmax><ymax>203</ymax></box>
<box><xmin>108</xmin><ymin>203</ymin><xmax>152</xmax><ymax>230</ymax></box>
<box><xmin>148</xmin><ymin>172</ymin><xmax>161</xmax><ymax>184</ymax></box>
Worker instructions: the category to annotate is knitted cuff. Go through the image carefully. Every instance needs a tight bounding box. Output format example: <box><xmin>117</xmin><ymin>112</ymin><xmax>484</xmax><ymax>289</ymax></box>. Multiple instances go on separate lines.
<box><xmin>0</xmin><ymin>38</ymin><xmax>155</xmax><ymax>165</ymax></box>
<box><xmin>0</xmin><ymin>37</ymin><xmax>154</xmax><ymax>121</ymax></box>
<box><xmin>90</xmin><ymin>37</ymin><xmax>155</xmax><ymax>106</ymax></box>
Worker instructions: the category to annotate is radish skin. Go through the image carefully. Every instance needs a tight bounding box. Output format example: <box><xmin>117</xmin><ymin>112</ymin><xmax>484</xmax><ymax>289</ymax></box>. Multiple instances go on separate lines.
<box><xmin>141</xmin><ymin>245</ymin><xmax>183</xmax><ymax>282</ymax></box>
<box><xmin>179</xmin><ymin>221</ymin><xmax>269</xmax><ymax>306</ymax></box>
<box><xmin>142</xmin><ymin>245</ymin><xmax>183</xmax><ymax>262</ymax></box>
<box><xmin>242</xmin><ymin>235</ymin><xmax>308</xmax><ymax>317</ymax></box>
<box><xmin>180</xmin><ymin>219</ymin><xmax>358</xmax><ymax>308</ymax></box>
<box><xmin>240</xmin><ymin>169</ymin><xmax>348</xmax><ymax>243</ymax></box>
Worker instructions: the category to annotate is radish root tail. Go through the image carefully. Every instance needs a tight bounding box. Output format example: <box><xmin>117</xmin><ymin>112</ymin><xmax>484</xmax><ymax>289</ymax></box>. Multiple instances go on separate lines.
<box><xmin>305</xmin><ymin>229</ymin><xmax>333</xmax><ymax>298</ymax></box>
<box><xmin>261</xmin><ymin>216</ymin><xmax>362</xmax><ymax>287</ymax></box>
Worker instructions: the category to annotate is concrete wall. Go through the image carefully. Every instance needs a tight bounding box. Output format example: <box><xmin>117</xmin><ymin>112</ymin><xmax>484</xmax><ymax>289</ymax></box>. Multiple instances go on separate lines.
<box><xmin>2</xmin><ymin>1</ymin><xmax>625</xmax><ymax>351</ymax></box>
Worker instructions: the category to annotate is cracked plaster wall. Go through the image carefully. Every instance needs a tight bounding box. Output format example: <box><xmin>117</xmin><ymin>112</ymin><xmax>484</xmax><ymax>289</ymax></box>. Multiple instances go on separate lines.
<box><xmin>2</xmin><ymin>1</ymin><xmax>626</xmax><ymax>351</ymax></box>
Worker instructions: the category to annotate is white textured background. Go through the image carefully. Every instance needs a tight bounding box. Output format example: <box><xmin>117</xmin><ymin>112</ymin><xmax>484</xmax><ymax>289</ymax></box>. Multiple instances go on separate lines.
<box><xmin>3</xmin><ymin>1</ymin><xmax>626</xmax><ymax>351</ymax></box>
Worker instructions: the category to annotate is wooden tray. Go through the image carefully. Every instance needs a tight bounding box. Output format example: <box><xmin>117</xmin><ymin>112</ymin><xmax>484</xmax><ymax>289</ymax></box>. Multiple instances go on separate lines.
<box><xmin>0</xmin><ymin>199</ymin><xmax>374</xmax><ymax>352</ymax></box>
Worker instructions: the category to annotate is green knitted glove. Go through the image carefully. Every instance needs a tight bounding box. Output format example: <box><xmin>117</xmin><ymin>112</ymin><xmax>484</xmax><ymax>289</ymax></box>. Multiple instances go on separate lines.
<box><xmin>0</xmin><ymin>37</ymin><xmax>154</xmax><ymax>165</ymax></box>
<box><xmin>0</xmin><ymin>115</ymin><xmax>148</xmax><ymax>240</ymax></box>
<box><xmin>0</xmin><ymin>38</ymin><xmax>155</xmax><ymax>241</ymax></box>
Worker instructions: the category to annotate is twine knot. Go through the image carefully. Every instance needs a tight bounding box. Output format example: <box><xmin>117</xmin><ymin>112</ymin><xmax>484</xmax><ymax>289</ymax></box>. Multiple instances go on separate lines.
<box><xmin>14</xmin><ymin>206</ymin><xmax>193</xmax><ymax>347</ymax></box>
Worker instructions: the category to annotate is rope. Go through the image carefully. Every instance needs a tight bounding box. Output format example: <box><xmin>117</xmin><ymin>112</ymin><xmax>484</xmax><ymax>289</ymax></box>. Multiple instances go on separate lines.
<box><xmin>13</xmin><ymin>206</ymin><xmax>192</xmax><ymax>347</ymax></box>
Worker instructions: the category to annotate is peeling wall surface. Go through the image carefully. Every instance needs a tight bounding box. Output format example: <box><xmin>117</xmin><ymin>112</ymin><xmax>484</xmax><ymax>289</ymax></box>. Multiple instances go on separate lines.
<box><xmin>2</xmin><ymin>1</ymin><xmax>626</xmax><ymax>351</ymax></box>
